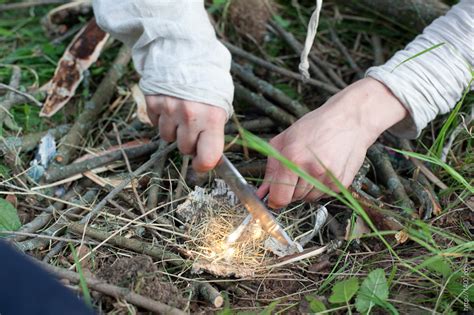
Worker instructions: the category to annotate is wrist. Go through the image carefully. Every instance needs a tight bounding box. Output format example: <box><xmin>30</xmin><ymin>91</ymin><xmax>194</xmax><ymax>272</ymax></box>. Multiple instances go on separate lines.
<box><xmin>346</xmin><ymin>78</ymin><xmax>408</xmax><ymax>141</ymax></box>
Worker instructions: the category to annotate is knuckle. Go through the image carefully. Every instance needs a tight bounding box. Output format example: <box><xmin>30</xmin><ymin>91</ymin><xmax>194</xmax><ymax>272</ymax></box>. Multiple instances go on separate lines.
<box><xmin>181</xmin><ymin>106</ymin><xmax>198</xmax><ymax>123</ymax></box>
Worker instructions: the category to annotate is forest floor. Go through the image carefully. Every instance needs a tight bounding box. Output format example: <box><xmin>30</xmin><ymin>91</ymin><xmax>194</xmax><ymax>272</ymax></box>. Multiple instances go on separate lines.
<box><xmin>0</xmin><ymin>0</ymin><xmax>472</xmax><ymax>314</ymax></box>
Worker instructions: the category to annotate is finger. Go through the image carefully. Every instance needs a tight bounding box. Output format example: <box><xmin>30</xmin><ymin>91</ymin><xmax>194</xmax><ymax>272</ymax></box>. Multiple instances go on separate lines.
<box><xmin>304</xmin><ymin>187</ymin><xmax>325</xmax><ymax>202</ymax></box>
<box><xmin>145</xmin><ymin>95</ymin><xmax>164</xmax><ymax>116</ymax></box>
<box><xmin>176</xmin><ymin>125</ymin><xmax>199</xmax><ymax>155</ymax></box>
<box><xmin>292</xmin><ymin>178</ymin><xmax>312</xmax><ymax>201</ymax></box>
<box><xmin>192</xmin><ymin>128</ymin><xmax>224</xmax><ymax>172</ymax></box>
<box><xmin>268</xmin><ymin>164</ymin><xmax>299</xmax><ymax>209</ymax></box>
<box><xmin>256</xmin><ymin>156</ymin><xmax>279</xmax><ymax>199</ymax></box>
<box><xmin>158</xmin><ymin>115</ymin><xmax>178</xmax><ymax>142</ymax></box>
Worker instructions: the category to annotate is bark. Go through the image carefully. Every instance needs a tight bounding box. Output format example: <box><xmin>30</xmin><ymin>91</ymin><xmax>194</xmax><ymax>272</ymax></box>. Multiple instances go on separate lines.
<box><xmin>193</xmin><ymin>282</ymin><xmax>224</xmax><ymax>308</ymax></box>
<box><xmin>55</xmin><ymin>45</ymin><xmax>132</xmax><ymax>164</ymax></box>
<box><xmin>367</xmin><ymin>143</ymin><xmax>414</xmax><ymax>212</ymax></box>
<box><xmin>232</xmin><ymin>62</ymin><xmax>309</xmax><ymax>118</ymax></box>
<box><xmin>336</xmin><ymin>0</ymin><xmax>449</xmax><ymax>32</ymax></box>
<box><xmin>40</xmin><ymin>262</ymin><xmax>186</xmax><ymax>315</ymax></box>
<box><xmin>45</xmin><ymin>140</ymin><xmax>160</xmax><ymax>183</ymax></box>
<box><xmin>68</xmin><ymin>223</ymin><xmax>185</xmax><ymax>266</ymax></box>
<box><xmin>146</xmin><ymin>140</ymin><xmax>169</xmax><ymax>210</ymax></box>
<box><xmin>224</xmin><ymin>42</ymin><xmax>340</xmax><ymax>94</ymax></box>
<box><xmin>268</xmin><ymin>20</ymin><xmax>347</xmax><ymax>89</ymax></box>
<box><xmin>234</xmin><ymin>83</ymin><xmax>296</xmax><ymax>127</ymax></box>
<box><xmin>0</xmin><ymin>124</ymin><xmax>70</xmax><ymax>154</ymax></box>
<box><xmin>16</xmin><ymin>189</ymin><xmax>98</xmax><ymax>252</ymax></box>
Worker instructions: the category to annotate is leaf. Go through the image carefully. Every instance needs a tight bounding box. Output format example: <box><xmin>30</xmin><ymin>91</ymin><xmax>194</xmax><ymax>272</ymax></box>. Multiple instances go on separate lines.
<box><xmin>259</xmin><ymin>300</ymin><xmax>280</xmax><ymax>315</ymax></box>
<box><xmin>356</xmin><ymin>269</ymin><xmax>389</xmax><ymax>314</ymax></box>
<box><xmin>0</xmin><ymin>197</ymin><xmax>21</xmax><ymax>232</ymax></box>
<box><xmin>391</xmin><ymin>42</ymin><xmax>445</xmax><ymax>72</ymax></box>
<box><xmin>418</xmin><ymin>256</ymin><xmax>453</xmax><ymax>278</ymax></box>
<box><xmin>305</xmin><ymin>296</ymin><xmax>327</xmax><ymax>313</ymax></box>
<box><xmin>69</xmin><ymin>243</ymin><xmax>92</xmax><ymax>307</ymax></box>
<box><xmin>273</xmin><ymin>15</ymin><xmax>290</xmax><ymax>29</ymax></box>
<box><xmin>329</xmin><ymin>277</ymin><xmax>359</xmax><ymax>304</ymax></box>
<box><xmin>0</xmin><ymin>164</ymin><xmax>10</xmax><ymax>178</ymax></box>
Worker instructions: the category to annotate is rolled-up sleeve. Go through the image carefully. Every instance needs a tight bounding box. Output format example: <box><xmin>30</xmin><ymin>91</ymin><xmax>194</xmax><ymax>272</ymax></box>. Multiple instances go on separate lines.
<box><xmin>92</xmin><ymin>0</ymin><xmax>234</xmax><ymax>118</ymax></box>
<box><xmin>366</xmin><ymin>0</ymin><xmax>473</xmax><ymax>139</ymax></box>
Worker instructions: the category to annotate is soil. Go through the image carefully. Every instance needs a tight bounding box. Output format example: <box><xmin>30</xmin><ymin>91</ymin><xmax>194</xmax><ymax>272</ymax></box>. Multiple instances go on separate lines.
<box><xmin>97</xmin><ymin>255</ymin><xmax>187</xmax><ymax>311</ymax></box>
<box><xmin>228</xmin><ymin>0</ymin><xmax>273</xmax><ymax>44</ymax></box>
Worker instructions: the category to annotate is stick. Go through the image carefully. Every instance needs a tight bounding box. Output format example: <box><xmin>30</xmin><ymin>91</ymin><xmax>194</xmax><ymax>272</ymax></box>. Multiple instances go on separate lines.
<box><xmin>0</xmin><ymin>83</ymin><xmax>42</xmax><ymax>107</ymax></box>
<box><xmin>68</xmin><ymin>222</ymin><xmax>184</xmax><ymax>266</ymax></box>
<box><xmin>46</xmin><ymin>140</ymin><xmax>160</xmax><ymax>183</ymax></box>
<box><xmin>268</xmin><ymin>20</ymin><xmax>347</xmax><ymax>89</ymax></box>
<box><xmin>232</xmin><ymin>62</ymin><xmax>310</xmax><ymax>117</ymax></box>
<box><xmin>0</xmin><ymin>0</ymin><xmax>69</xmax><ymax>12</ymax></box>
<box><xmin>13</xmin><ymin>186</ymin><xmax>84</xmax><ymax>242</ymax></box>
<box><xmin>0</xmin><ymin>90</ymin><xmax>46</xmax><ymax>115</ymax></box>
<box><xmin>16</xmin><ymin>189</ymin><xmax>98</xmax><ymax>252</ymax></box>
<box><xmin>193</xmin><ymin>282</ymin><xmax>224</xmax><ymax>308</ymax></box>
<box><xmin>80</xmin><ymin>143</ymin><xmax>177</xmax><ymax>224</ymax></box>
<box><xmin>0</xmin><ymin>66</ymin><xmax>22</xmax><ymax>128</ymax></box>
<box><xmin>224</xmin><ymin>117</ymin><xmax>274</xmax><ymax>134</ymax></box>
<box><xmin>146</xmin><ymin>140</ymin><xmax>169</xmax><ymax>210</ymax></box>
<box><xmin>224</xmin><ymin>42</ymin><xmax>340</xmax><ymax>94</ymax></box>
<box><xmin>55</xmin><ymin>45</ymin><xmax>132</xmax><ymax>164</ymax></box>
<box><xmin>234</xmin><ymin>83</ymin><xmax>296</xmax><ymax>126</ymax></box>
<box><xmin>371</xmin><ymin>35</ymin><xmax>385</xmax><ymax>66</ymax></box>
<box><xmin>335</xmin><ymin>0</ymin><xmax>448</xmax><ymax>33</ymax></box>
<box><xmin>39</xmin><ymin>262</ymin><xmax>186</xmax><ymax>315</ymax></box>
<box><xmin>0</xmin><ymin>124</ymin><xmax>70</xmax><ymax>154</ymax></box>
<box><xmin>329</xmin><ymin>27</ymin><xmax>364</xmax><ymax>80</ymax></box>
<box><xmin>399</xmin><ymin>139</ymin><xmax>448</xmax><ymax>190</ymax></box>
<box><xmin>367</xmin><ymin>143</ymin><xmax>414</xmax><ymax>211</ymax></box>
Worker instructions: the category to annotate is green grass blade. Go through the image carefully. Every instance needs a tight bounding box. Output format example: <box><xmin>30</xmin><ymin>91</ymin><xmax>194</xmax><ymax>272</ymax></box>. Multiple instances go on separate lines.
<box><xmin>391</xmin><ymin>42</ymin><xmax>445</xmax><ymax>72</ymax></box>
<box><xmin>69</xmin><ymin>243</ymin><xmax>92</xmax><ymax>308</ymax></box>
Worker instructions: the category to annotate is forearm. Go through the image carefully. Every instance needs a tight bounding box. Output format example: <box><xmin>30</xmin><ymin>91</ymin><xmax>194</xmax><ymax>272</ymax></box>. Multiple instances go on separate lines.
<box><xmin>366</xmin><ymin>0</ymin><xmax>473</xmax><ymax>139</ymax></box>
<box><xmin>92</xmin><ymin>0</ymin><xmax>234</xmax><ymax>118</ymax></box>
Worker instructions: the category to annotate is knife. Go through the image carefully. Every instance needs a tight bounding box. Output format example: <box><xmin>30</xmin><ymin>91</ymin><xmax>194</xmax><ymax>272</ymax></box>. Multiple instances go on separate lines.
<box><xmin>215</xmin><ymin>155</ymin><xmax>293</xmax><ymax>246</ymax></box>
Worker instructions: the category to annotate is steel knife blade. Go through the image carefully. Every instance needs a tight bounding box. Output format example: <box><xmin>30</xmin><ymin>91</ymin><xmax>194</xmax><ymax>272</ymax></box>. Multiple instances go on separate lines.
<box><xmin>215</xmin><ymin>155</ymin><xmax>293</xmax><ymax>246</ymax></box>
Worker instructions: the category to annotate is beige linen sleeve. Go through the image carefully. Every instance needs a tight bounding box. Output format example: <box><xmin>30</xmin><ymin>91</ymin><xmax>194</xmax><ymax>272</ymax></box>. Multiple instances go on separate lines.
<box><xmin>92</xmin><ymin>0</ymin><xmax>234</xmax><ymax>118</ymax></box>
<box><xmin>366</xmin><ymin>0</ymin><xmax>473</xmax><ymax>139</ymax></box>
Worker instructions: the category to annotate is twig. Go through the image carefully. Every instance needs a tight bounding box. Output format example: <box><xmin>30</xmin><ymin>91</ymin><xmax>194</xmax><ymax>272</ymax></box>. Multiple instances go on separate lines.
<box><xmin>371</xmin><ymin>35</ymin><xmax>385</xmax><ymax>66</ymax></box>
<box><xmin>193</xmin><ymin>282</ymin><xmax>224</xmax><ymax>308</ymax></box>
<box><xmin>0</xmin><ymin>0</ymin><xmax>69</xmax><ymax>12</ymax></box>
<box><xmin>399</xmin><ymin>139</ymin><xmax>448</xmax><ymax>190</ymax></box>
<box><xmin>13</xmin><ymin>186</ymin><xmax>84</xmax><ymax>241</ymax></box>
<box><xmin>232</xmin><ymin>62</ymin><xmax>310</xmax><ymax>118</ymax></box>
<box><xmin>0</xmin><ymin>124</ymin><xmax>70</xmax><ymax>155</ymax></box>
<box><xmin>0</xmin><ymin>66</ymin><xmax>22</xmax><ymax>127</ymax></box>
<box><xmin>146</xmin><ymin>140</ymin><xmax>169</xmax><ymax>210</ymax></box>
<box><xmin>55</xmin><ymin>45</ymin><xmax>132</xmax><ymax>164</ymax></box>
<box><xmin>224</xmin><ymin>42</ymin><xmax>340</xmax><ymax>94</ymax></box>
<box><xmin>80</xmin><ymin>143</ymin><xmax>177</xmax><ymax>225</ymax></box>
<box><xmin>335</xmin><ymin>0</ymin><xmax>448</xmax><ymax>33</ymax></box>
<box><xmin>329</xmin><ymin>27</ymin><xmax>364</xmax><ymax>80</ymax></box>
<box><xmin>0</xmin><ymin>83</ymin><xmax>42</xmax><ymax>107</ymax></box>
<box><xmin>268</xmin><ymin>20</ymin><xmax>347</xmax><ymax>89</ymax></box>
<box><xmin>0</xmin><ymin>90</ymin><xmax>46</xmax><ymax>115</ymax></box>
<box><xmin>39</xmin><ymin>262</ymin><xmax>186</xmax><ymax>315</ymax></box>
<box><xmin>234</xmin><ymin>83</ymin><xmax>296</xmax><ymax>126</ymax></box>
<box><xmin>45</xmin><ymin>140</ymin><xmax>160</xmax><ymax>183</ymax></box>
<box><xmin>441</xmin><ymin>104</ymin><xmax>473</xmax><ymax>162</ymax></box>
<box><xmin>175</xmin><ymin>156</ymin><xmax>190</xmax><ymax>199</ymax></box>
<box><xmin>367</xmin><ymin>143</ymin><xmax>414</xmax><ymax>211</ymax></box>
<box><xmin>16</xmin><ymin>189</ymin><xmax>98</xmax><ymax>252</ymax></box>
<box><xmin>224</xmin><ymin>117</ymin><xmax>274</xmax><ymax>134</ymax></box>
<box><xmin>112</xmin><ymin>123</ymin><xmax>147</xmax><ymax>216</ymax></box>
<box><xmin>68</xmin><ymin>222</ymin><xmax>185</xmax><ymax>266</ymax></box>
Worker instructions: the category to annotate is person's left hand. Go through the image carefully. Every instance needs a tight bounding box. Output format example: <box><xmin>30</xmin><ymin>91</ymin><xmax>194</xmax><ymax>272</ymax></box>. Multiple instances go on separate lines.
<box><xmin>256</xmin><ymin>78</ymin><xmax>408</xmax><ymax>209</ymax></box>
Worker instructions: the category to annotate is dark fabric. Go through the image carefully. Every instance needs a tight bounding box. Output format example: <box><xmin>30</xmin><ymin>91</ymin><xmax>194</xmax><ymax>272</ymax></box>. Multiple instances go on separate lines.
<box><xmin>0</xmin><ymin>241</ymin><xmax>94</xmax><ymax>315</ymax></box>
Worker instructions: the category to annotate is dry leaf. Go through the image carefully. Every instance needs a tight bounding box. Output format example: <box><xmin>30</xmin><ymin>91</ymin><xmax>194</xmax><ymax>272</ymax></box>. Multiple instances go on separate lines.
<box><xmin>131</xmin><ymin>84</ymin><xmax>152</xmax><ymax>126</ymax></box>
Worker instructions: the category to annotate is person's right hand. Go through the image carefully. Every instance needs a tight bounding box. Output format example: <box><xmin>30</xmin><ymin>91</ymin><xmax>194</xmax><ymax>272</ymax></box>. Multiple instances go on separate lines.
<box><xmin>145</xmin><ymin>95</ymin><xmax>227</xmax><ymax>172</ymax></box>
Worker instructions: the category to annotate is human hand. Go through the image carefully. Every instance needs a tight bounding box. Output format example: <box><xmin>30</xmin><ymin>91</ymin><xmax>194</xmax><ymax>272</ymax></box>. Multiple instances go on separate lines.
<box><xmin>146</xmin><ymin>95</ymin><xmax>227</xmax><ymax>172</ymax></box>
<box><xmin>256</xmin><ymin>78</ymin><xmax>408</xmax><ymax>209</ymax></box>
